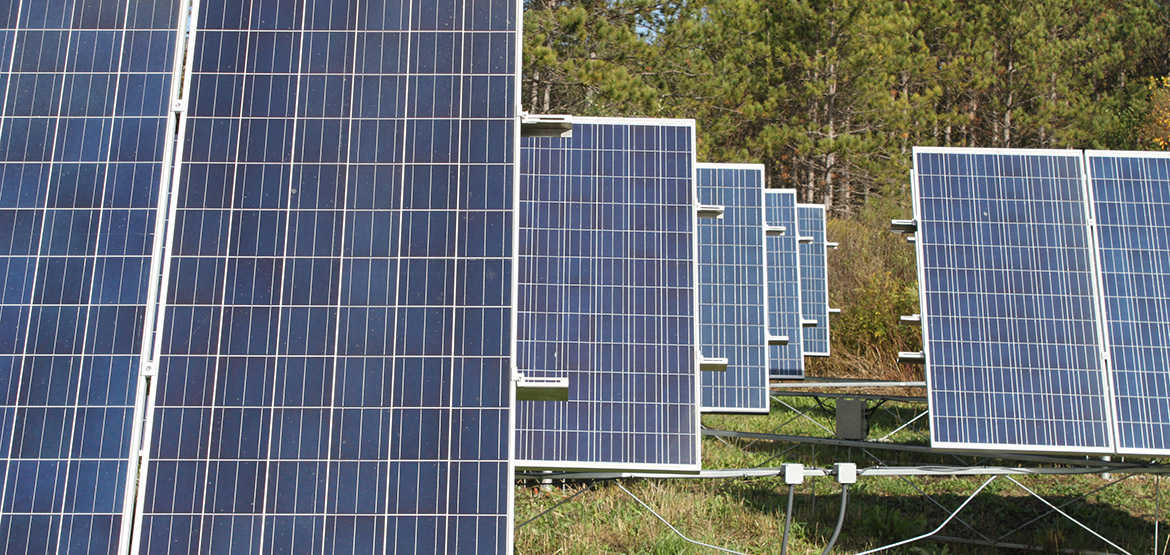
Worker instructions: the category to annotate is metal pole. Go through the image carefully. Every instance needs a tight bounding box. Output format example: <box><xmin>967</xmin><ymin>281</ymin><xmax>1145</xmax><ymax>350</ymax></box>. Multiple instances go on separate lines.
<box><xmin>781</xmin><ymin>484</ymin><xmax>796</xmax><ymax>555</ymax></box>
<box><xmin>1156</xmin><ymin>475</ymin><xmax>1161</xmax><ymax>555</ymax></box>
<box><xmin>875</xmin><ymin>410</ymin><xmax>928</xmax><ymax>442</ymax></box>
<box><xmin>703</xmin><ymin>427</ymin><xmax>1144</xmax><ymax>467</ymax></box>
<box><xmin>771</xmin><ymin>396</ymin><xmax>834</xmax><ymax>434</ymax></box>
<box><xmin>933</xmin><ymin>535</ymin><xmax>1118</xmax><ymax>555</ymax></box>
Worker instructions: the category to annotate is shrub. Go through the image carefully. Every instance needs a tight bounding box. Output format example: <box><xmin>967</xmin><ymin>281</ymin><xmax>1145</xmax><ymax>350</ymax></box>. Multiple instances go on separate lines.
<box><xmin>816</xmin><ymin>185</ymin><xmax>921</xmax><ymax>381</ymax></box>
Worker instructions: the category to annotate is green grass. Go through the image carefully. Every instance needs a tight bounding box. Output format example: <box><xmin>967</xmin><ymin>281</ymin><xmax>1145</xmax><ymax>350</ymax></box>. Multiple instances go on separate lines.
<box><xmin>515</xmin><ymin>396</ymin><xmax>1169</xmax><ymax>553</ymax></box>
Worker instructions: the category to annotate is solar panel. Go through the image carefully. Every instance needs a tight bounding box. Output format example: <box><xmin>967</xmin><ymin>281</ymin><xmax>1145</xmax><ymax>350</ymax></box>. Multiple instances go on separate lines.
<box><xmin>0</xmin><ymin>1</ymin><xmax>182</xmax><ymax>552</ymax></box>
<box><xmin>133</xmin><ymin>1</ymin><xmax>520</xmax><ymax>552</ymax></box>
<box><xmin>695</xmin><ymin>164</ymin><xmax>768</xmax><ymax>413</ymax></box>
<box><xmin>765</xmin><ymin>190</ymin><xmax>805</xmax><ymax>379</ymax></box>
<box><xmin>515</xmin><ymin>117</ymin><xmax>702</xmax><ymax>471</ymax></box>
<box><xmin>797</xmin><ymin>204</ymin><xmax>831</xmax><ymax>356</ymax></box>
<box><xmin>913</xmin><ymin>147</ymin><xmax>1113</xmax><ymax>453</ymax></box>
<box><xmin>1086</xmin><ymin>151</ymin><xmax>1170</xmax><ymax>455</ymax></box>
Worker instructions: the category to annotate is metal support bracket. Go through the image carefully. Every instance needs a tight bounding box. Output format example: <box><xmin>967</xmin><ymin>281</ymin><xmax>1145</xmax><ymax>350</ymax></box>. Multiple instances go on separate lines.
<box><xmin>700</xmin><ymin>357</ymin><xmax>729</xmax><ymax>372</ymax></box>
<box><xmin>697</xmin><ymin>205</ymin><xmax>726</xmax><ymax>218</ymax></box>
<box><xmin>516</xmin><ymin>373</ymin><xmax>570</xmax><ymax>401</ymax></box>
<box><xmin>890</xmin><ymin>219</ymin><xmax>918</xmax><ymax>234</ymax></box>
<box><xmin>520</xmin><ymin>113</ymin><xmax>573</xmax><ymax>138</ymax></box>
<box><xmin>897</xmin><ymin>351</ymin><xmax>926</xmax><ymax>364</ymax></box>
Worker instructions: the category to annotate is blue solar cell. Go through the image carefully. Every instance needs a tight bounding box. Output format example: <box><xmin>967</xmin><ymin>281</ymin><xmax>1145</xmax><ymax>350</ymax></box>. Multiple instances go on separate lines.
<box><xmin>1087</xmin><ymin>151</ymin><xmax>1170</xmax><ymax>455</ymax></box>
<box><xmin>913</xmin><ymin>147</ymin><xmax>1113</xmax><ymax>453</ymax></box>
<box><xmin>515</xmin><ymin>118</ymin><xmax>701</xmax><ymax>471</ymax></box>
<box><xmin>696</xmin><ymin>164</ymin><xmax>768</xmax><ymax>413</ymax></box>
<box><xmin>134</xmin><ymin>1</ymin><xmax>519</xmax><ymax>552</ymax></box>
<box><xmin>0</xmin><ymin>2</ymin><xmax>181</xmax><ymax>552</ymax></box>
<box><xmin>797</xmin><ymin>205</ymin><xmax>830</xmax><ymax>356</ymax></box>
<box><xmin>766</xmin><ymin>190</ymin><xmax>805</xmax><ymax>379</ymax></box>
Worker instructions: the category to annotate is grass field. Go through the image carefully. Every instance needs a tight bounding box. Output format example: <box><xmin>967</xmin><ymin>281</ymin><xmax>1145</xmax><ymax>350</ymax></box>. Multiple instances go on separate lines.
<box><xmin>515</xmin><ymin>394</ymin><xmax>1168</xmax><ymax>554</ymax></box>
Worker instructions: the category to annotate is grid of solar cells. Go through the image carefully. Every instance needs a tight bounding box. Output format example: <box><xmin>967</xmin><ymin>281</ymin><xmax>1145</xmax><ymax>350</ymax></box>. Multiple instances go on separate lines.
<box><xmin>134</xmin><ymin>1</ymin><xmax>519</xmax><ymax>552</ymax></box>
<box><xmin>797</xmin><ymin>204</ymin><xmax>830</xmax><ymax>356</ymax></box>
<box><xmin>0</xmin><ymin>1</ymin><xmax>181</xmax><ymax>552</ymax></box>
<box><xmin>765</xmin><ymin>190</ymin><xmax>804</xmax><ymax>379</ymax></box>
<box><xmin>1087</xmin><ymin>151</ymin><xmax>1170</xmax><ymax>455</ymax></box>
<box><xmin>696</xmin><ymin>164</ymin><xmax>768</xmax><ymax>413</ymax></box>
<box><xmin>516</xmin><ymin>118</ymin><xmax>701</xmax><ymax>471</ymax></box>
<box><xmin>913</xmin><ymin>148</ymin><xmax>1113</xmax><ymax>453</ymax></box>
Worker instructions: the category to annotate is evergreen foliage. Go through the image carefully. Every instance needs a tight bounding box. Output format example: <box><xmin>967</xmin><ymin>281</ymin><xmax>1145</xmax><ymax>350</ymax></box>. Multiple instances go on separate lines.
<box><xmin>523</xmin><ymin>0</ymin><xmax>1170</xmax><ymax>377</ymax></box>
<box><xmin>523</xmin><ymin>0</ymin><xmax>1170</xmax><ymax>211</ymax></box>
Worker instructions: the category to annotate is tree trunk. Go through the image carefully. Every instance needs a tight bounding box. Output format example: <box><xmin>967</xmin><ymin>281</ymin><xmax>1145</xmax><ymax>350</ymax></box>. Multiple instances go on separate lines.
<box><xmin>806</xmin><ymin>167</ymin><xmax>816</xmax><ymax>204</ymax></box>
<box><xmin>824</xmin><ymin>58</ymin><xmax>837</xmax><ymax>213</ymax></box>
<box><xmin>1003</xmin><ymin>59</ymin><xmax>1013</xmax><ymax>147</ymax></box>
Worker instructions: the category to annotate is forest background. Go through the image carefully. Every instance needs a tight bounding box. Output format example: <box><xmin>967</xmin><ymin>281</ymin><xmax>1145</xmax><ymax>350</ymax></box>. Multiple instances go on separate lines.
<box><xmin>523</xmin><ymin>0</ymin><xmax>1170</xmax><ymax>378</ymax></box>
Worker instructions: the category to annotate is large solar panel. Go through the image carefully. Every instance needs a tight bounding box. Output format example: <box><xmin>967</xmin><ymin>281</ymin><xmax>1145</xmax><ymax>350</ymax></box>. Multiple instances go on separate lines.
<box><xmin>0</xmin><ymin>1</ymin><xmax>182</xmax><ymax>552</ymax></box>
<box><xmin>515</xmin><ymin>117</ymin><xmax>702</xmax><ymax>471</ymax></box>
<box><xmin>1086</xmin><ymin>151</ymin><xmax>1170</xmax><ymax>455</ymax></box>
<box><xmin>696</xmin><ymin>164</ymin><xmax>768</xmax><ymax>413</ymax></box>
<box><xmin>765</xmin><ymin>190</ymin><xmax>805</xmax><ymax>379</ymax></box>
<box><xmin>797</xmin><ymin>204</ymin><xmax>831</xmax><ymax>356</ymax></box>
<box><xmin>133</xmin><ymin>1</ymin><xmax>520</xmax><ymax>552</ymax></box>
<box><xmin>913</xmin><ymin>147</ymin><xmax>1113</xmax><ymax>453</ymax></box>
